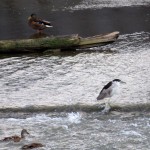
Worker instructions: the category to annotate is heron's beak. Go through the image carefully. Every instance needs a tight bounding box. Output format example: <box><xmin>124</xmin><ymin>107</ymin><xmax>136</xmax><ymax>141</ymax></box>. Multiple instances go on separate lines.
<box><xmin>121</xmin><ymin>81</ymin><xmax>126</xmax><ymax>84</ymax></box>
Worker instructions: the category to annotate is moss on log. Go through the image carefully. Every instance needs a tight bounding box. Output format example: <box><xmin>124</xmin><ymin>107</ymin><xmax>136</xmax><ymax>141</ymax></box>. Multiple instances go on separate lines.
<box><xmin>0</xmin><ymin>34</ymin><xmax>80</xmax><ymax>53</ymax></box>
<box><xmin>0</xmin><ymin>32</ymin><xmax>119</xmax><ymax>53</ymax></box>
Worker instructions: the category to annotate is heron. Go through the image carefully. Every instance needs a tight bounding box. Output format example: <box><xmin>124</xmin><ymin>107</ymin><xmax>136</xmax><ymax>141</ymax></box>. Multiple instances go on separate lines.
<box><xmin>97</xmin><ymin>79</ymin><xmax>126</xmax><ymax>113</ymax></box>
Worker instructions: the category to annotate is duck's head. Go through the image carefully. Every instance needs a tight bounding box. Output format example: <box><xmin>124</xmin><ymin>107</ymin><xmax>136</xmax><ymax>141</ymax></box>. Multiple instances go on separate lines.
<box><xmin>30</xmin><ymin>13</ymin><xmax>37</xmax><ymax>19</ymax></box>
<box><xmin>21</xmin><ymin>129</ymin><xmax>29</xmax><ymax>138</ymax></box>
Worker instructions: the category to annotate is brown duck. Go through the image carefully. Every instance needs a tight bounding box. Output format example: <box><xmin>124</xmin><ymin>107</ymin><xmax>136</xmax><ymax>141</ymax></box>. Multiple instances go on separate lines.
<box><xmin>28</xmin><ymin>13</ymin><xmax>53</xmax><ymax>33</ymax></box>
<box><xmin>22</xmin><ymin>142</ymin><xmax>44</xmax><ymax>149</ymax></box>
<box><xmin>1</xmin><ymin>129</ymin><xmax>29</xmax><ymax>142</ymax></box>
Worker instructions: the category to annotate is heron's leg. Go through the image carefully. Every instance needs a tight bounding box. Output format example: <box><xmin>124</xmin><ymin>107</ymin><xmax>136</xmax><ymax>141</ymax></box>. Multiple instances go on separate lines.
<box><xmin>102</xmin><ymin>99</ymin><xmax>111</xmax><ymax>114</ymax></box>
<box><xmin>105</xmin><ymin>100</ymin><xmax>111</xmax><ymax>111</ymax></box>
<box><xmin>107</xmin><ymin>98</ymin><xmax>111</xmax><ymax>108</ymax></box>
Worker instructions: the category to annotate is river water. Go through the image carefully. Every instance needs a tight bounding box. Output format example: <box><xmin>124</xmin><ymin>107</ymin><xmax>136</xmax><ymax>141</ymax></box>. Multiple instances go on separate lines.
<box><xmin>0</xmin><ymin>0</ymin><xmax>150</xmax><ymax>150</ymax></box>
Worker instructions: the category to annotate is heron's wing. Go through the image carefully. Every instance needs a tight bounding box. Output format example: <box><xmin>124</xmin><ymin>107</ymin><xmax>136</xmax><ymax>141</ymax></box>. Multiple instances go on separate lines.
<box><xmin>97</xmin><ymin>89</ymin><xmax>107</xmax><ymax>100</ymax></box>
<box><xmin>102</xmin><ymin>81</ymin><xmax>112</xmax><ymax>90</ymax></box>
<box><xmin>97</xmin><ymin>81</ymin><xmax>112</xmax><ymax>100</ymax></box>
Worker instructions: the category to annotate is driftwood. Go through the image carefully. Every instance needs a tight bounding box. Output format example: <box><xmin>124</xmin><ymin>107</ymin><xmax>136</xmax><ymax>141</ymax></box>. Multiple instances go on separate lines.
<box><xmin>0</xmin><ymin>31</ymin><xmax>119</xmax><ymax>53</ymax></box>
<box><xmin>79</xmin><ymin>31</ymin><xmax>119</xmax><ymax>48</ymax></box>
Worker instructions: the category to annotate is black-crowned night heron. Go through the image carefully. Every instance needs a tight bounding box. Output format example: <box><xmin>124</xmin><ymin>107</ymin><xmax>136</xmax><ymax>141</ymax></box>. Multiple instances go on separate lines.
<box><xmin>97</xmin><ymin>79</ymin><xmax>126</xmax><ymax>113</ymax></box>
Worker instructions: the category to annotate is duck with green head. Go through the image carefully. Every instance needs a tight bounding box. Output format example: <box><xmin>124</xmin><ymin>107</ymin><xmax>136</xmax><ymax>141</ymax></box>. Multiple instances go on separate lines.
<box><xmin>28</xmin><ymin>13</ymin><xmax>53</xmax><ymax>33</ymax></box>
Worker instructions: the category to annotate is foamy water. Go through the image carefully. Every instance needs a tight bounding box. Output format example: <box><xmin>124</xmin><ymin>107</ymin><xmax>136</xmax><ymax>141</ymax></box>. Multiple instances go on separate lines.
<box><xmin>69</xmin><ymin>0</ymin><xmax>150</xmax><ymax>10</ymax></box>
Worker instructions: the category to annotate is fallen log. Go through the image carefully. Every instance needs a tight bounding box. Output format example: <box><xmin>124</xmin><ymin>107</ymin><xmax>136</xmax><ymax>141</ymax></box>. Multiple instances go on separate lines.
<box><xmin>0</xmin><ymin>34</ymin><xmax>80</xmax><ymax>53</ymax></box>
<box><xmin>79</xmin><ymin>31</ymin><xmax>119</xmax><ymax>48</ymax></box>
<box><xmin>0</xmin><ymin>31</ymin><xmax>119</xmax><ymax>53</ymax></box>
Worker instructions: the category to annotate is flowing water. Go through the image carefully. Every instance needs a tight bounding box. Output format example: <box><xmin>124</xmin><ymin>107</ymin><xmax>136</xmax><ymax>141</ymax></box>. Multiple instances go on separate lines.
<box><xmin>0</xmin><ymin>0</ymin><xmax>150</xmax><ymax>149</ymax></box>
<box><xmin>0</xmin><ymin>112</ymin><xmax>150</xmax><ymax>150</ymax></box>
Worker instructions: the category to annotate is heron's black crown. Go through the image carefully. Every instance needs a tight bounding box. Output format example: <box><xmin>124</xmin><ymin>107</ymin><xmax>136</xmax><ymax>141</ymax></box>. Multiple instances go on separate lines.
<box><xmin>113</xmin><ymin>79</ymin><xmax>121</xmax><ymax>82</ymax></box>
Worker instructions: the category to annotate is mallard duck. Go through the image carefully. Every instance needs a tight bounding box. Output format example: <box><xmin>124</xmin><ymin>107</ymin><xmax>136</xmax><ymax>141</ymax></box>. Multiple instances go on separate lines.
<box><xmin>22</xmin><ymin>143</ymin><xmax>44</xmax><ymax>149</ymax></box>
<box><xmin>1</xmin><ymin>129</ymin><xmax>29</xmax><ymax>142</ymax></box>
<box><xmin>28</xmin><ymin>13</ymin><xmax>53</xmax><ymax>33</ymax></box>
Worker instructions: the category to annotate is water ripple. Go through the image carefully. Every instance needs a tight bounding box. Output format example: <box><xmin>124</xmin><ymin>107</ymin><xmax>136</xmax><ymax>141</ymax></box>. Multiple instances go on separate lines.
<box><xmin>69</xmin><ymin>0</ymin><xmax>150</xmax><ymax>10</ymax></box>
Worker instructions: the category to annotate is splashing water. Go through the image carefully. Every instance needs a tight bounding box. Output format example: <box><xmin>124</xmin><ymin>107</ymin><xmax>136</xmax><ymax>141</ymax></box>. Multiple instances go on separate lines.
<box><xmin>67</xmin><ymin>112</ymin><xmax>82</xmax><ymax>124</ymax></box>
